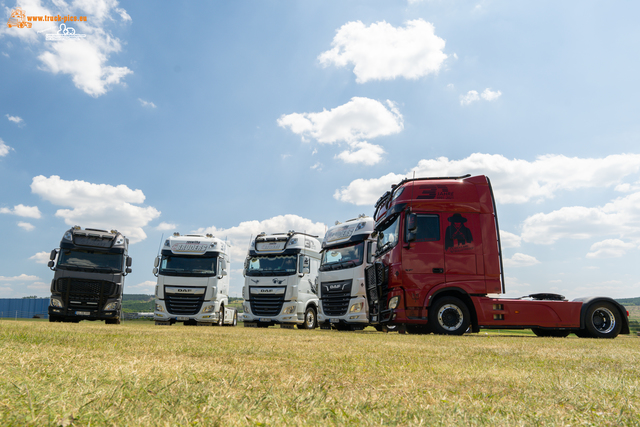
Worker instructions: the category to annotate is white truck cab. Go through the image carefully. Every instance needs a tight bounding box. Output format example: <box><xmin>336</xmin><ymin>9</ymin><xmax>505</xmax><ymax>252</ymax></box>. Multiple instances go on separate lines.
<box><xmin>242</xmin><ymin>231</ymin><xmax>321</xmax><ymax>329</ymax></box>
<box><xmin>153</xmin><ymin>233</ymin><xmax>237</xmax><ymax>326</ymax></box>
<box><xmin>317</xmin><ymin>215</ymin><xmax>376</xmax><ymax>330</ymax></box>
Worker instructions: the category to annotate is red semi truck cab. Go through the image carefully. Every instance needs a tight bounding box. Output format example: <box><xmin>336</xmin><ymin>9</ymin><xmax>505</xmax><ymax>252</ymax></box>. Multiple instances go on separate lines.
<box><xmin>365</xmin><ymin>174</ymin><xmax>629</xmax><ymax>338</ymax></box>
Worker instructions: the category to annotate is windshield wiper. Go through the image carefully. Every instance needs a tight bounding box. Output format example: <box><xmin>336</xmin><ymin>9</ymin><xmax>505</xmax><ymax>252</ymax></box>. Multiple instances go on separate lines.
<box><xmin>376</xmin><ymin>242</ymin><xmax>393</xmax><ymax>256</ymax></box>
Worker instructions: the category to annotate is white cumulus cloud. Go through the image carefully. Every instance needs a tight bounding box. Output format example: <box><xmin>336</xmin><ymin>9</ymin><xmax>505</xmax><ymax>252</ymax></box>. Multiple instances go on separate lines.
<box><xmin>278</xmin><ymin>97</ymin><xmax>403</xmax><ymax>144</ymax></box>
<box><xmin>125</xmin><ymin>280</ymin><xmax>156</xmax><ymax>295</ymax></box>
<box><xmin>461</xmin><ymin>88</ymin><xmax>502</xmax><ymax>105</ymax></box>
<box><xmin>335</xmin><ymin>141</ymin><xmax>385</xmax><ymax>166</ymax></box>
<box><xmin>318</xmin><ymin>19</ymin><xmax>447</xmax><ymax>83</ymax></box>
<box><xmin>156</xmin><ymin>222</ymin><xmax>177</xmax><ymax>231</ymax></box>
<box><xmin>196</xmin><ymin>214</ymin><xmax>327</xmax><ymax>261</ymax></box>
<box><xmin>138</xmin><ymin>98</ymin><xmax>157</xmax><ymax>108</ymax></box>
<box><xmin>0</xmin><ymin>138</ymin><xmax>13</xmax><ymax>157</ymax></box>
<box><xmin>586</xmin><ymin>239</ymin><xmax>636</xmax><ymax>259</ymax></box>
<box><xmin>334</xmin><ymin>153</ymin><xmax>640</xmax><ymax>205</ymax></box>
<box><xmin>30</xmin><ymin>251</ymin><xmax>51</xmax><ymax>264</ymax></box>
<box><xmin>503</xmin><ymin>253</ymin><xmax>540</xmax><ymax>268</ymax></box>
<box><xmin>0</xmin><ymin>204</ymin><xmax>42</xmax><ymax>218</ymax></box>
<box><xmin>31</xmin><ymin>175</ymin><xmax>160</xmax><ymax>243</ymax></box>
<box><xmin>278</xmin><ymin>97</ymin><xmax>402</xmax><ymax>166</ymax></box>
<box><xmin>481</xmin><ymin>88</ymin><xmax>502</xmax><ymax>101</ymax></box>
<box><xmin>6</xmin><ymin>114</ymin><xmax>23</xmax><ymax>124</ymax></box>
<box><xmin>17</xmin><ymin>222</ymin><xmax>35</xmax><ymax>231</ymax></box>
<box><xmin>2</xmin><ymin>0</ymin><xmax>132</xmax><ymax>97</ymax></box>
<box><xmin>460</xmin><ymin>90</ymin><xmax>480</xmax><ymax>106</ymax></box>
<box><xmin>0</xmin><ymin>274</ymin><xmax>41</xmax><ymax>282</ymax></box>
<box><xmin>521</xmin><ymin>192</ymin><xmax>640</xmax><ymax>245</ymax></box>
<box><xmin>500</xmin><ymin>230</ymin><xmax>522</xmax><ymax>248</ymax></box>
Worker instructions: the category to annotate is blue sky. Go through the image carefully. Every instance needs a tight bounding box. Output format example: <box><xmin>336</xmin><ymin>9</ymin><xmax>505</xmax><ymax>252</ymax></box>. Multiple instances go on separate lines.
<box><xmin>1</xmin><ymin>0</ymin><xmax>639</xmax><ymax>299</ymax></box>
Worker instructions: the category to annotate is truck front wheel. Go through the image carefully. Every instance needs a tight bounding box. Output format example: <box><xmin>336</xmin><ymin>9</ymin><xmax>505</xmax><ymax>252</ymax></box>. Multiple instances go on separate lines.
<box><xmin>584</xmin><ymin>302</ymin><xmax>622</xmax><ymax>339</ymax></box>
<box><xmin>298</xmin><ymin>306</ymin><xmax>317</xmax><ymax>329</ymax></box>
<box><xmin>429</xmin><ymin>296</ymin><xmax>470</xmax><ymax>336</ymax></box>
<box><xmin>217</xmin><ymin>306</ymin><xmax>225</xmax><ymax>326</ymax></box>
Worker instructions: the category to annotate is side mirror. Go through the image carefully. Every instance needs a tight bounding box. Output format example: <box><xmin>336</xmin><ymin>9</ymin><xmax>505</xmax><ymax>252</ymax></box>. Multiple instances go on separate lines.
<box><xmin>49</xmin><ymin>249</ymin><xmax>57</xmax><ymax>260</ymax></box>
<box><xmin>299</xmin><ymin>256</ymin><xmax>310</xmax><ymax>276</ymax></box>
<box><xmin>153</xmin><ymin>267</ymin><xmax>158</xmax><ymax>276</ymax></box>
<box><xmin>153</xmin><ymin>257</ymin><xmax>159</xmax><ymax>268</ymax></box>
<box><xmin>125</xmin><ymin>267</ymin><xmax>132</xmax><ymax>274</ymax></box>
<box><xmin>48</xmin><ymin>261</ymin><xmax>55</xmax><ymax>268</ymax></box>
<box><xmin>126</xmin><ymin>256</ymin><xmax>132</xmax><ymax>267</ymax></box>
<box><xmin>406</xmin><ymin>213</ymin><xmax>417</xmax><ymax>244</ymax></box>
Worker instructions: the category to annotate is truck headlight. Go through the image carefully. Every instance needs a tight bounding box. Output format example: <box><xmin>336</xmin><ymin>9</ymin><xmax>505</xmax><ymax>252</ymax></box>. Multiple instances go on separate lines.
<box><xmin>202</xmin><ymin>305</ymin><xmax>216</xmax><ymax>313</ymax></box>
<box><xmin>283</xmin><ymin>305</ymin><xmax>296</xmax><ymax>314</ymax></box>
<box><xmin>156</xmin><ymin>304</ymin><xmax>165</xmax><ymax>312</ymax></box>
<box><xmin>388</xmin><ymin>296</ymin><xmax>400</xmax><ymax>309</ymax></box>
<box><xmin>50</xmin><ymin>298</ymin><xmax>63</xmax><ymax>308</ymax></box>
<box><xmin>103</xmin><ymin>302</ymin><xmax>118</xmax><ymax>311</ymax></box>
<box><xmin>349</xmin><ymin>302</ymin><xmax>364</xmax><ymax>313</ymax></box>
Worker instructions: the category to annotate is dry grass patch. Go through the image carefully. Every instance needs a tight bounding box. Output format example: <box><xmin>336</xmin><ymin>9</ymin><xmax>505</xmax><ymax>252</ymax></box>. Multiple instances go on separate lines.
<box><xmin>0</xmin><ymin>320</ymin><xmax>638</xmax><ymax>426</ymax></box>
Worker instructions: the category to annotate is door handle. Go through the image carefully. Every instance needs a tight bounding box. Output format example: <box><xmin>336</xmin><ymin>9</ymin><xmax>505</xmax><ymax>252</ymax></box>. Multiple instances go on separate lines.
<box><xmin>432</xmin><ymin>268</ymin><xmax>444</xmax><ymax>274</ymax></box>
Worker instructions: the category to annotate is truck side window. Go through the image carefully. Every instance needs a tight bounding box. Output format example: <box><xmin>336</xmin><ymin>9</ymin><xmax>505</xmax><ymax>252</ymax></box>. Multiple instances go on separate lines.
<box><xmin>407</xmin><ymin>214</ymin><xmax>440</xmax><ymax>242</ymax></box>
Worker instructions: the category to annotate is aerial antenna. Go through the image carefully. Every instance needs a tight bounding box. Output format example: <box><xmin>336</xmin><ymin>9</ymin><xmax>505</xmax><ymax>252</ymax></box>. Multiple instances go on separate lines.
<box><xmin>156</xmin><ymin>233</ymin><xmax>164</xmax><ymax>257</ymax></box>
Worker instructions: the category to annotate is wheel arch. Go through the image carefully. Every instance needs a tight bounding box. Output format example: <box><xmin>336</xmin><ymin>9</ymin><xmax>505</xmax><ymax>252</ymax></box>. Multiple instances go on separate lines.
<box><xmin>427</xmin><ymin>287</ymin><xmax>479</xmax><ymax>333</ymax></box>
<box><xmin>574</xmin><ymin>296</ymin><xmax>629</xmax><ymax>335</ymax></box>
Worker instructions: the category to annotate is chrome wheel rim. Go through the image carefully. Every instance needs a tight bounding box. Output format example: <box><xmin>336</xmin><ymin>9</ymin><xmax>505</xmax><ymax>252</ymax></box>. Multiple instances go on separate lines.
<box><xmin>306</xmin><ymin>310</ymin><xmax>315</xmax><ymax>328</ymax></box>
<box><xmin>592</xmin><ymin>307</ymin><xmax>615</xmax><ymax>334</ymax></box>
<box><xmin>438</xmin><ymin>304</ymin><xmax>463</xmax><ymax>331</ymax></box>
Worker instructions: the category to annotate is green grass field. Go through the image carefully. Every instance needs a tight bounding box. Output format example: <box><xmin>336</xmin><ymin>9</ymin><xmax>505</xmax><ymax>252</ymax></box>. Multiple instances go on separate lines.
<box><xmin>1</xmin><ymin>320</ymin><xmax>638</xmax><ymax>426</ymax></box>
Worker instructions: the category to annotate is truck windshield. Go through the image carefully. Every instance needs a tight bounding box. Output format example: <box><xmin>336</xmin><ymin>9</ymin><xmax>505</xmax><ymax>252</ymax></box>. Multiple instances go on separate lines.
<box><xmin>375</xmin><ymin>215</ymin><xmax>400</xmax><ymax>256</ymax></box>
<box><xmin>159</xmin><ymin>254</ymin><xmax>217</xmax><ymax>277</ymax></box>
<box><xmin>320</xmin><ymin>242</ymin><xmax>364</xmax><ymax>271</ymax></box>
<box><xmin>57</xmin><ymin>249</ymin><xmax>123</xmax><ymax>273</ymax></box>
<box><xmin>246</xmin><ymin>255</ymin><xmax>297</xmax><ymax>276</ymax></box>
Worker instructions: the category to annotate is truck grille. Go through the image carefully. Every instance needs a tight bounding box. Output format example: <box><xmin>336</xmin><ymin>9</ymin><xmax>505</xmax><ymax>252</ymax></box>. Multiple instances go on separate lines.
<box><xmin>250</xmin><ymin>294</ymin><xmax>285</xmax><ymax>317</ymax></box>
<box><xmin>321</xmin><ymin>280</ymin><xmax>352</xmax><ymax>316</ymax></box>
<box><xmin>365</xmin><ymin>262</ymin><xmax>389</xmax><ymax>322</ymax></box>
<box><xmin>55</xmin><ymin>278</ymin><xmax>117</xmax><ymax>309</ymax></box>
<box><xmin>165</xmin><ymin>293</ymin><xmax>205</xmax><ymax>315</ymax></box>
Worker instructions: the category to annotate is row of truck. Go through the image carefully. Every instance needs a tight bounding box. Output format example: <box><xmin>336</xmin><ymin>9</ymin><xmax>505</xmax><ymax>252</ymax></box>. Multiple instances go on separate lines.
<box><xmin>47</xmin><ymin>175</ymin><xmax>630</xmax><ymax>338</ymax></box>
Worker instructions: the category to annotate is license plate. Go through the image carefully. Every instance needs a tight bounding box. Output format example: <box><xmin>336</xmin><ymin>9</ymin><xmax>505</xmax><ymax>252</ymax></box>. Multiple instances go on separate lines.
<box><xmin>259</xmin><ymin>318</ymin><xmax>271</xmax><ymax>322</ymax></box>
<box><xmin>177</xmin><ymin>317</ymin><xmax>190</xmax><ymax>321</ymax></box>
<box><xmin>330</xmin><ymin>318</ymin><xmax>340</xmax><ymax>323</ymax></box>
<box><xmin>76</xmin><ymin>311</ymin><xmax>90</xmax><ymax>316</ymax></box>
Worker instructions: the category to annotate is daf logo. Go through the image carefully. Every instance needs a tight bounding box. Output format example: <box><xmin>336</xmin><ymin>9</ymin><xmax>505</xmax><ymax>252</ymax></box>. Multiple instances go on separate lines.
<box><xmin>260</xmin><ymin>289</ymin><xmax>274</xmax><ymax>293</ymax></box>
<box><xmin>330</xmin><ymin>284</ymin><xmax>342</xmax><ymax>290</ymax></box>
<box><xmin>177</xmin><ymin>289</ymin><xmax>190</xmax><ymax>293</ymax></box>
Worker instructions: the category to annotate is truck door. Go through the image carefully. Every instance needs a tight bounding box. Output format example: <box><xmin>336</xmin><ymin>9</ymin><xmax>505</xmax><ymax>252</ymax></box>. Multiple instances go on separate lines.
<box><xmin>401</xmin><ymin>213</ymin><xmax>445</xmax><ymax>317</ymax></box>
<box><xmin>443</xmin><ymin>212</ymin><xmax>485</xmax><ymax>292</ymax></box>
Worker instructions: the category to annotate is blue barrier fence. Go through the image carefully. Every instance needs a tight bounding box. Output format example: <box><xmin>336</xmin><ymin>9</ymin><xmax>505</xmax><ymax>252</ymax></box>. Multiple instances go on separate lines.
<box><xmin>0</xmin><ymin>298</ymin><xmax>50</xmax><ymax>319</ymax></box>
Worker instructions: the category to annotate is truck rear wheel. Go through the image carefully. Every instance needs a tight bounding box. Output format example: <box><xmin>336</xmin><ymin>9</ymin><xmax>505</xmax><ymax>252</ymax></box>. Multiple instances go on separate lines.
<box><xmin>584</xmin><ymin>302</ymin><xmax>622</xmax><ymax>339</ymax></box>
<box><xmin>226</xmin><ymin>309</ymin><xmax>237</xmax><ymax>326</ymax></box>
<box><xmin>298</xmin><ymin>306</ymin><xmax>317</xmax><ymax>329</ymax></box>
<box><xmin>429</xmin><ymin>296</ymin><xmax>470</xmax><ymax>336</ymax></box>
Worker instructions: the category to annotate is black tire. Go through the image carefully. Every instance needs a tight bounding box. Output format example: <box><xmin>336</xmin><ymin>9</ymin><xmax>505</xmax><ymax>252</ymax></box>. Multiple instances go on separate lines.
<box><xmin>298</xmin><ymin>306</ymin><xmax>317</xmax><ymax>329</ymax></box>
<box><xmin>532</xmin><ymin>328</ymin><xmax>570</xmax><ymax>338</ymax></box>
<box><xmin>49</xmin><ymin>316</ymin><xmax>62</xmax><ymax>323</ymax></box>
<box><xmin>217</xmin><ymin>306</ymin><xmax>225</xmax><ymax>326</ymax></box>
<box><xmin>584</xmin><ymin>302</ymin><xmax>622</xmax><ymax>339</ymax></box>
<box><xmin>105</xmin><ymin>318</ymin><xmax>121</xmax><ymax>325</ymax></box>
<box><xmin>429</xmin><ymin>296</ymin><xmax>471</xmax><ymax>336</ymax></box>
<box><xmin>228</xmin><ymin>309</ymin><xmax>237</xmax><ymax>327</ymax></box>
